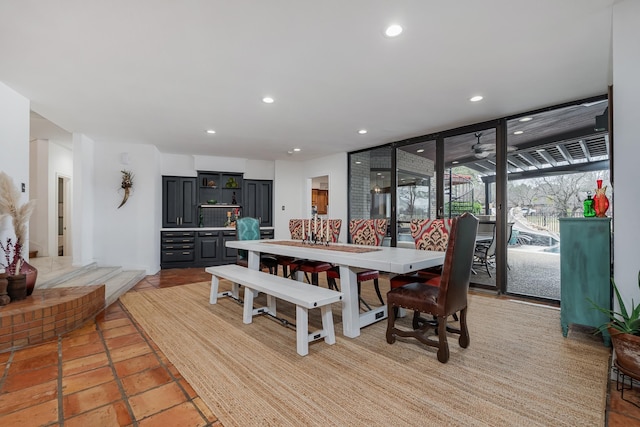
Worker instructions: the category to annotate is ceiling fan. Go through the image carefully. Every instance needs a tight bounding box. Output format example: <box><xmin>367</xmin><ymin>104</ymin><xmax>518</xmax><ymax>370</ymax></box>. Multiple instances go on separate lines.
<box><xmin>471</xmin><ymin>132</ymin><xmax>516</xmax><ymax>158</ymax></box>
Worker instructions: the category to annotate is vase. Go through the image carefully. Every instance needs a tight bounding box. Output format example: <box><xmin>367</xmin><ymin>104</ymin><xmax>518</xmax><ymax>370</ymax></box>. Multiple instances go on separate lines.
<box><xmin>19</xmin><ymin>260</ymin><xmax>38</xmax><ymax>296</ymax></box>
<box><xmin>583</xmin><ymin>192</ymin><xmax>596</xmax><ymax>217</ymax></box>
<box><xmin>0</xmin><ymin>272</ymin><xmax>10</xmax><ymax>306</ymax></box>
<box><xmin>7</xmin><ymin>274</ymin><xmax>27</xmax><ymax>301</ymax></box>
<box><xmin>593</xmin><ymin>179</ymin><xmax>610</xmax><ymax>218</ymax></box>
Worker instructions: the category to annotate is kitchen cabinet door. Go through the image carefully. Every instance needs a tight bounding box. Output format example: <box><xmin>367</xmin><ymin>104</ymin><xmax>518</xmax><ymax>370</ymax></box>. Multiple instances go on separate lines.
<box><xmin>244</xmin><ymin>180</ymin><xmax>273</xmax><ymax>226</ymax></box>
<box><xmin>162</xmin><ymin>176</ymin><xmax>197</xmax><ymax>227</ymax></box>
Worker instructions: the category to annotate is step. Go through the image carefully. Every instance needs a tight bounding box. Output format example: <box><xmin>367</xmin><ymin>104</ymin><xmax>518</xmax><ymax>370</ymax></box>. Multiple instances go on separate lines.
<box><xmin>30</xmin><ymin>257</ymin><xmax>146</xmax><ymax>309</ymax></box>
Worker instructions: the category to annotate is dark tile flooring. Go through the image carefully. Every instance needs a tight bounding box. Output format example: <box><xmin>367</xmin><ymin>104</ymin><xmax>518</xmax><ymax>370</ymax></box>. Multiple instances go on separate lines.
<box><xmin>0</xmin><ymin>267</ymin><xmax>639</xmax><ymax>426</ymax></box>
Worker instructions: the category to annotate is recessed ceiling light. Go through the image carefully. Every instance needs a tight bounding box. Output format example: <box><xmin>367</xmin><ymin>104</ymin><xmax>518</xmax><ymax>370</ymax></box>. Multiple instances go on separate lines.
<box><xmin>416</xmin><ymin>149</ymin><xmax>425</xmax><ymax>153</ymax></box>
<box><xmin>355</xmin><ymin>161</ymin><xmax>362</xmax><ymax>165</ymax></box>
<box><xmin>293</xmin><ymin>148</ymin><xmax>301</xmax><ymax>152</ymax></box>
<box><xmin>513</xmin><ymin>130</ymin><xmax>524</xmax><ymax>135</ymax></box>
<box><xmin>262</xmin><ymin>97</ymin><xmax>274</xmax><ymax>104</ymax></box>
<box><xmin>519</xmin><ymin>117</ymin><xmax>533</xmax><ymax>122</ymax></box>
<box><xmin>452</xmin><ymin>161</ymin><xmax>459</xmax><ymax>164</ymax></box>
<box><xmin>385</xmin><ymin>24</ymin><xmax>403</xmax><ymax>37</ymax></box>
<box><xmin>358</xmin><ymin>129</ymin><xmax>367</xmax><ymax>134</ymax></box>
<box><xmin>470</xmin><ymin>95</ymin><xmax>483</xmax><ymax>102</ymax></box>
<box><xmin>206</xmin><ymin>129</ymin><xmax>216</xmax><ymax>134</ymax></box>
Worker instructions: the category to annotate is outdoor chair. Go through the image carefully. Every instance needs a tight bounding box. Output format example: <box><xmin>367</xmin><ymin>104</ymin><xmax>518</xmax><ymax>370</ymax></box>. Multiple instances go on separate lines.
<box><xmin>326</xmin><ymin>219</ymin><xmax>388</xmax><ymax>310</ymax></box>
<box><xmin>473</xmin><ymin>222</ymin><xmax>513</xmax><ymax>277</ymax></box>
<box><xmin>386</xmin><ymin>213</ymin><xmax>478</xmax><ymax>363</ymax></box>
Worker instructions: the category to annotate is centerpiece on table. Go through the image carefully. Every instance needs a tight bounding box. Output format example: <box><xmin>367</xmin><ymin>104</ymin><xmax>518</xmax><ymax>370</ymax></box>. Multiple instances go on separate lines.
<box><xmin>0</xmin><ymin>171</ymin><xmax>37</xmax><ymax>300</ymax></box>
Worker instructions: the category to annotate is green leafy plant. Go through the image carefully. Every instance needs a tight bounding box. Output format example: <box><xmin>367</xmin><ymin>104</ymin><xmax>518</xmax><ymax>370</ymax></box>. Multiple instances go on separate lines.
<box><xmin>589</xmin><ymin>272</ymin><xmax>640</xmax><ymax>336</ymax></box>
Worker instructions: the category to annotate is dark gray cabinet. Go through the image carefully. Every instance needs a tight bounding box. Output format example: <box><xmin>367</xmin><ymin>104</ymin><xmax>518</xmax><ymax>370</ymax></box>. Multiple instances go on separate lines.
<box><xmin>160</xmin><ymin>231</ymin><xmax>195</xmax><ymax>267</ymax></box>
<box><xmin>196</xmin><ymin>231</ymin><xmax>219</xmax><ymax>263</ymax></box>
<box><xmin>162</xmin><ymin>176</ymin><xmax>197</xmax><ymax>228</ymax></box>
<box><xmin>243</xmin><ymin>179</ymin><xmax>273</xmax><ymax>226</ymax></box>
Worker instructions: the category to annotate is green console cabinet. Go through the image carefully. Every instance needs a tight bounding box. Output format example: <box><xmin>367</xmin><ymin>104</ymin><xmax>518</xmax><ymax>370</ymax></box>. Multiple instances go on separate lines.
<box><xmin>559</xmin><ymin>217</ymin><xmax>611</xmax><ymax>346</ymax></box>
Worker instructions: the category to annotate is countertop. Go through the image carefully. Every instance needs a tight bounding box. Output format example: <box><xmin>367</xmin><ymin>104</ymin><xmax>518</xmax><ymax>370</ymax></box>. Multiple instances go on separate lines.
<box><xmin>161</xmin><ymin>227</ymin><xmax>274</xmax><ymax>232</ymax></box>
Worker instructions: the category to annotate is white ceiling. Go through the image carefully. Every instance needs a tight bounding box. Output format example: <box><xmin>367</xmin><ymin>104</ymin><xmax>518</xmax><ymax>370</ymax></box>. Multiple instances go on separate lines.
<box><xmin>0</xmin><ymin>1</ymin><xmax>615</xmax><ymax>161</ymax></box>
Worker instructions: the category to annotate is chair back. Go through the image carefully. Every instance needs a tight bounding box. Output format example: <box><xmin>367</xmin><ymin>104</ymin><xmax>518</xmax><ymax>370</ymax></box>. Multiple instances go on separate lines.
<box><xmin>289</xmin><ymin>219</ymin><xmax>305</xmax><ymax>240</ymax></box>
<box><xmin>437</xmin><ymin>213</ymin><xmax>479</xmax><ymax>315</ymax></box>
<box><xmin>484</xmin><ymin>222</ymin><xmax>514</xmax><ymax>258</ymax></box>
<box><xmin>236</xmin><ymin>217</ymin><xmax>260</xmax><ymax>260</ymax></box>
<box><xmin>410</xmin><ymin>218</ymin><xmax>453</xmax><ymax>251</ymax></box>
<box><xmin>349</xmin><ymin>219</ymin><xmax>387</xmax><ymax>246</ymax></box>
<box><xmin>327</xmin><ymin>219</ymin><xmax>342</xmax><ymax>242</ymax></box>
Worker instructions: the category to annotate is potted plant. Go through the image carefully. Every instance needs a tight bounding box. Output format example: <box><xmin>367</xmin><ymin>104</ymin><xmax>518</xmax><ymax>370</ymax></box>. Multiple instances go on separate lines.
<box><xmin>0</xmin><ymin>171</ymin><xmax>37</xmax><ymax>298</ymax></box>
<box><xmin>590</xmin><ymin>272</ymin><xmax>640</xmax><ymax>379</ymax></box>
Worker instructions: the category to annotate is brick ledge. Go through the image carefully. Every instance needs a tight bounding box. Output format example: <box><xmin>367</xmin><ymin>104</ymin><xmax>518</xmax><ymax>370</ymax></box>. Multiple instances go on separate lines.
<box><xmin>0</xmin><ymin>285</ymin><xmax>105</xmax><ymax>352</ymax></box>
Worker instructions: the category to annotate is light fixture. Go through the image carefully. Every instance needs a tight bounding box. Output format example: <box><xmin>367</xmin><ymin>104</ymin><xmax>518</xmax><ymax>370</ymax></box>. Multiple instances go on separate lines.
<box><xmin>358</xmin><ymin>129</ymin><xmax>367</xmax><ymax>134</ymax></box>
<box><xmin>470</xmin><ymin>95</ymin><xmax>483</xmax><ymax>102</ymax></box>
<box><xmin>206</xmin><ymin>129</ymin><xmax>216</xmax><ymax>134</ymax></box>
<box><xmin>519</xmin><ymin>117</ymin><xmax>532</xmax><ymax>122</ymax></box>
<box><xmin>385</xmin><ymin>24</ymin><xmax>403</xmax><ymax>37</ymax></box>
<box><xmin>513</xmin><ymin>130</ymin><xmax>524</xmax><ymax>135</ymax></box>
<box><xmin>262</xmin><ymin>96</ymin><xmax>274</xmax><ymax>104</ymax></box>
<box><xmin>416</xmin><ymin>148</ymin><xmax>425</xmax><ymax>153</ymax></box>
<box><xmin>293</xmin><ymin>148</ymin><xmax>301</xmax><ymax>152</ymax></box>
<box><xmin>452</xmin><ymin>161</ymin><xmax>459</xmax><ymax>164</ymax></box>
<box><xmin>373</xmin><ymin>173</ymin><xmax>381</xmax><ymax>193</ymax></box>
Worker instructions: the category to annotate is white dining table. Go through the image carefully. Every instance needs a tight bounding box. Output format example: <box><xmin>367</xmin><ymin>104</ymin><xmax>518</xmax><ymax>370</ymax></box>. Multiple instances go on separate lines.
<box><xmin>225</xmin><ymin>239</ymin><xmax>445</xmax><ymax>338</ymax></box>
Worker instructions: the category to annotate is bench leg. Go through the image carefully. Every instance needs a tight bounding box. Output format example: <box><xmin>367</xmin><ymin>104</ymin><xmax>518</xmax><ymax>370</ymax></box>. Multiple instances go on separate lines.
<box><xmin>320</xmin><ymin>305</ymin><xmax>336</xmax><ymax>345</ymax></box>
<box><xmin>266</xmin><ymin>295</ymin><xmax>277</xmax><ymax>317</ymax></box>
<box><xmin>210</xmin><ymin>276</ymin><xmax>241</xmax><ymax>304</ymax></box>
<box><xmin>296</xmin><ymin>306</ymin><xmax>309</xmax><ymax>356</ymax></box>
<box><xmin>243</xmin><ymin>288</ymin><xmax>258</xmax><ymax>324</ymax></box>
<box><xmin>209</xmin><ymin>275</ymin><xmax>220</xmax><ymax>304</ymax></box>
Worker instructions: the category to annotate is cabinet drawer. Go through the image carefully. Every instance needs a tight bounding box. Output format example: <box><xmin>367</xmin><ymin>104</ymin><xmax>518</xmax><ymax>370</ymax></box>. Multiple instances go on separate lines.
<box><xmin>162</xmin><ymin>243</ymin><xmax>194</xmax><ymax>250</ymax></box>
<box><xmin>162</xmin><ymin>231</ymin><xmax>195</xmax><ymax>238</ymax></box>
<box><xmin>161</xmin><ymin>249</ymin><xmax>195</xmax><ymax>262</ymax></box>
<box><xmin>260</xmin><ymin>230</ymin><xmax>274</xmax><ymax>239</ymax></box>
<box><xmin>198</xmin><ymin>231</ymin><xmax>218</xmax><ymax>237</ymax></box>
<box><xmin>162</xmin><ymin>237</ymin><xmax>195</xmax><ymax>244</ymax></box>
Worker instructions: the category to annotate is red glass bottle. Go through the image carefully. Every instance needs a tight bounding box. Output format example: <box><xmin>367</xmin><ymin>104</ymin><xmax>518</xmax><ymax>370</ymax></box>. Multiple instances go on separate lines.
<box><xmin>593</xmin><ymin>179</ymin><xmax>609</xmax><ymax>218</ymax></box>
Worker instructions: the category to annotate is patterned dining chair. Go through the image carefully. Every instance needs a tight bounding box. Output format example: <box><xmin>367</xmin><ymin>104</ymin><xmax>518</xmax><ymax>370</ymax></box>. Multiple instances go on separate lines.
<box><xmin>326</xmin><ymin>219</ymin><xmax>387</xmax><ymax>309</ymax></box>
<box><xmin>274</xmin><ymin>219</ymin><xmax>305</xmax><ymax>278</ymax></box>
<box><xmin>294</xmin><ymin>219</ymin><xmax>342</xmax><ymax>286</ymax></box>
<box><xmin>389</xmin><ymin>218</ymin><xmax>453</xmax><ymax>289</ymax></box>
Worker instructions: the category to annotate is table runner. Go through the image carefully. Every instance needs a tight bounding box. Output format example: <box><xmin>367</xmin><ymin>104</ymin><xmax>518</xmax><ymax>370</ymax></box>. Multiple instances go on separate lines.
<box><xmin>264</xmin><ymin>240</ymin><xmax>380</xmax><ymax>253</ymax></box>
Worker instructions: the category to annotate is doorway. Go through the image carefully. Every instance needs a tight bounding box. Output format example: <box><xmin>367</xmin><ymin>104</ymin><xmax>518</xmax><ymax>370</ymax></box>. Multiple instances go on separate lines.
<box><xmin>57</xmin><ymin>175</ymin><xmax>71</xmax><ymax>256</ymax></box>
<box><xmin>311</xmin><ymin>175</ymin><xmax>329</xmax><ymax>216</ymax></box>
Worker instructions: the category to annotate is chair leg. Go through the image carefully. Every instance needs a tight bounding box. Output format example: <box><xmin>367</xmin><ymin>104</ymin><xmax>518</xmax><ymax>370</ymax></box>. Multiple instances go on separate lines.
<box><xmin>458</xmin><ymin>307</ymin><xmax>469</xmax><ymax>348</ymax></box>
<box><xmin>327</xmin><ymin>277</ymin><xmax>340</xmax><ymax>292</ymax></box>
<box><xmin>373</xmin><ymin>278</ymin><xmax>384</xmax><ymax>305</ymax></box>
<box><xmin>386</xmin><ymin>304</ymin><xmax>397</xmax><ymax>344</ymax></box>
<box><xmin>485</xmin><ymin>260</ymin><xmax>492</xmax><ymax>278</ymax></box>
<box><xmin>436</xmin><ymin>315</ymin><xmax>450</xmax><ymax>363</ymax></box>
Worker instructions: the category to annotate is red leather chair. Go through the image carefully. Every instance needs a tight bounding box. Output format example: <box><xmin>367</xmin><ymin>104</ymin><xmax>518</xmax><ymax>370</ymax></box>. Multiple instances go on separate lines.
<box><xmin>386</xmin><ymin>213</ymin><xmax>478</xmax><ymax>363</ymax></box>
<box><xmin>326</xmin><ymin>219</ymin><xmax>387</xmax><ymax>309</ymax></box>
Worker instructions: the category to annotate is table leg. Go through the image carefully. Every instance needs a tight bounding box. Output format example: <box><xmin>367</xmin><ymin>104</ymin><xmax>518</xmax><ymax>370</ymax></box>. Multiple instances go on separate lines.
<box><xmin>247</xmin><ymin>250</ymin><xmax>260</xmax><ymax>270</ymax></box>
<box><xmin>339</xmin><ymin>265</ymin><xmax>360</xmax><ymax>338</ymax></box>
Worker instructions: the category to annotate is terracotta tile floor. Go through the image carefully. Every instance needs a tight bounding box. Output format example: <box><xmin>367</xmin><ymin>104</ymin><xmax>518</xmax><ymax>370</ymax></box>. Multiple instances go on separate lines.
<box><xmin>1</xmin><ymin>267</ymin><xmax>639</xmax><ymax>426</ymax></box>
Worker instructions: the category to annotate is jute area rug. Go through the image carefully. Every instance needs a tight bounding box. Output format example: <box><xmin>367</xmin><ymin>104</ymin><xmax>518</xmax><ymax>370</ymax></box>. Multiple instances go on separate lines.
<box><xmin>120</xmin><ymin>281</ymin><xmax>610</xmax><ymax>427</ymax></box>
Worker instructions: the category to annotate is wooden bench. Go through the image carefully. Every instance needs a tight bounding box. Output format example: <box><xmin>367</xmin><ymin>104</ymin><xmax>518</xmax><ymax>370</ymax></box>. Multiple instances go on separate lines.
<box><xmin>205</xmin><ymin>264</ymin><xmax>343</xmax><ymax>356</ymax></box>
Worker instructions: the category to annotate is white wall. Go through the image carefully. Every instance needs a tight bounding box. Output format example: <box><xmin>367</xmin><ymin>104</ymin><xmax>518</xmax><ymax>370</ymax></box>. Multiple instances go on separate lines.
<box><xmin>29</xmin><ymin>139</ymin><xmax>49</xmax><ymax>256</ymax></box>
<box><xmin>612</xmin><ymin>0</ymin><xmax>640</xmax><ymax>309</ymax></box>
<box><xmin>274</xmin><ymin>153</ymin><xmax>348</xmax><ymax>241</ymax></box>
<box><xmin>0</xmin><ymin>82</ymin><xmax>30</xmax><ymax>258</ymax></box>
<box><xmin>92</xmin><ymin>142</ymin><xmax>162</xmax><ymax>273</ymax></box>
